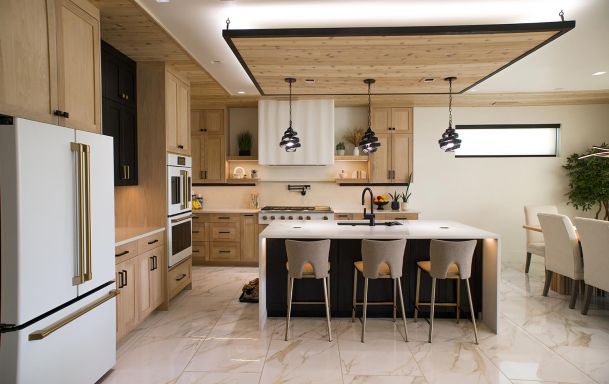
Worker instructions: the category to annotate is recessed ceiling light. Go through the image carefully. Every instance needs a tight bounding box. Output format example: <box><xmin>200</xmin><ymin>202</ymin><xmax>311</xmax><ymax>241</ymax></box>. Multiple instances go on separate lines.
<box><xmin>592</xmin><ymin>71</ymin><xmax>606</xmax><ymax>76</ymax></box>
<box><xmin>421</xmin><ymin>78</ymin><xmax>435</xmax><ymax>83</ymax></box>
<box><xmin>210</xmin><ymin>59</ymin><xmax>221</xmax><ymax>64</ymax></box>
<box><xmin>237</xmin><ymin>91</ymin><xmax>245</xmax><ymax>94</ymax></box>
<box><xmin>156</xmin><ymin>0</ymin><xmax>170</xmax><ymax>3</ymax></box>
<box><xmin>469</xmin><ymin>88</ymin><xmax>477</xmax><ymax>92</ymax></box>
<box><xmin>304</xmin><ymin>79</ymin><xmax>315</xmax><ymax>84</ymax></box>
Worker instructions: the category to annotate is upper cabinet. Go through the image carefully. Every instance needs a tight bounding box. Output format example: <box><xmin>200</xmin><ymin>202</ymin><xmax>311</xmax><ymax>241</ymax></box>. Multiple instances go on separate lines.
<box><xmin>102</xmin><ymin>41</ymin><xmax>136</xmax><ymax>109</ymax></box>
<box><xmin>191</xmin><ymin>109</ymin><xmax>226</xmax><ymax>184</ymax></box>
<box><xmin>166</xmin><ymin>70</ymin><xmax>191</xmax><ymax>156</ymax></box>
<box><xmin>0</xmin><ymin>0</ymin><xmax>101</xmax><ymax>133</ymax></box>
<box><xmin>369</xmin><ymin>107</ymin><xmax>413</xmax><ymax>183</ymax></box>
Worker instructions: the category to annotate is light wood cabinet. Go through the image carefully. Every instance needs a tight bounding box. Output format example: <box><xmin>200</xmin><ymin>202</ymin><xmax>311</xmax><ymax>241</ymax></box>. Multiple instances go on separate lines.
<box><xmin>166</xmin><ymin>69</ymin><xmax>190</xmax><ymax>155</ymax></box>
<box><xmin>241</xmin><ymin>214</ymin><xmax>258</xmax><ymax>262</ymax></box>
<box><xmin>0</xmin><ymin>0</ymin><xmax>101</xmax><ymax>133</ymax></box>
<box><xmin>115</xmin><ymin>256</ymin><xmax>137</xmax><ymax>340</ymax></box>
<box><xmin>167</xmin><ymin>258</ymin><xmax>192</xmax><ymax>301</ymax></box>
<box><xmin>137</xmin><ymin>247</ymin><xmax>164</xmax><ymax>320</ymax></box>
<box><xmin>191</xmin><ymin>109</ymin><xmax>226</xmax><ymax>183</ymax></box>
<box><xmin>369</xmin><ymin>107</ymin><xmax>413</xmax><ymax>183</ymax></box>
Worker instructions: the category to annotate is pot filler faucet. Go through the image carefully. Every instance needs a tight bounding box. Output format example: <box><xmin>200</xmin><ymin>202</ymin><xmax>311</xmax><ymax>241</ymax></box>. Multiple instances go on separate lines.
<box><xmin>361</xmin><ymin>187</ymin><xmax>376</xmax><ymax>226</ymax></box>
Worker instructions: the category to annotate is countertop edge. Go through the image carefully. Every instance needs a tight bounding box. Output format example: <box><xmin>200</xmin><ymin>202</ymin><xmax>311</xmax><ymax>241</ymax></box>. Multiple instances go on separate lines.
<box><xmin>194</xmin><ymin>208</ymin><xmax>260</xmax><ymax>214</ymax></box>
<box><xmin>115</xmin><ymin>227</ymin><xmax>166</xmax><ymax>247</ymax></box>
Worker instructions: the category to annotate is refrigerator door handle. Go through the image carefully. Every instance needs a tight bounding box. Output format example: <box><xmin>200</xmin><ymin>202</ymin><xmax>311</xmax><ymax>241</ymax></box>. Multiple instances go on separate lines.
<box><xmin>71</xmin><ymin>143</ymin><xmax>86</xmax><ymax>285</ymax></box>
<box><xmin>29</xmin><ymin>290</ymin><xmax>120</xmax><ymax>341</ymax></box>
<box><xmin>83</xmin><ymin>144</ymin><xmax>92</xmax><ymax>282</ymax></box>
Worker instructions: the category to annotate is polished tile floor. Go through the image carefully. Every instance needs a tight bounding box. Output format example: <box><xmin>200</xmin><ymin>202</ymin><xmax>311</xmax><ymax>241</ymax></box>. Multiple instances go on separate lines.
<box><xmin>102</xmin><ymin>260</ymin><xmax>609</xmax><ymax>384</ymax></box>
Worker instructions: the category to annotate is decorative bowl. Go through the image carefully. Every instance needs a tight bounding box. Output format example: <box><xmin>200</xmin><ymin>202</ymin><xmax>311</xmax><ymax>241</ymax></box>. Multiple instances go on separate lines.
<box><xmin>374</xmin><ymin>201</ymin><xmax>389</xmax><ymax>210</ymax></box>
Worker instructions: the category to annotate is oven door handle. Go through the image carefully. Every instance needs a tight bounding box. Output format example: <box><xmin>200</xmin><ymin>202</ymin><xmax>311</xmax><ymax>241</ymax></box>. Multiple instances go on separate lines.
<box><xmin>171</xmin><ymin>214</ymin><xmax>194</xmax><ymax>223</ymax></box>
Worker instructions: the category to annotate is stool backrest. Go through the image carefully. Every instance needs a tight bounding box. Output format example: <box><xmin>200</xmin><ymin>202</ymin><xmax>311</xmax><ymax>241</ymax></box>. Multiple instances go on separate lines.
<box><xmin>524</xmin><ymin>205</ymin><xmax>558</xmax><ymax>244</ymax></box>
<box><xmin>285</xmin><ymin>239</ymin><xmax>331</xmax><ymax>279</ymax></box>
<box><xmin>538</xmin><ymin>213</ymin><xmax>583</xmax><ymax>279</ymax></box>
<box><xmin>574</xmin><ymin>217</ymin><xmax>609</xmax><ymax>291</ymax></box>
<box><xmin>361</xmin><ymin>239</ymin><xmax>406</xmax><ymax>278</ymax></box>
<box><xmin>429</xmin><ymin>239</ymin><xmax>477</xmax><ymax>279</ymax></box>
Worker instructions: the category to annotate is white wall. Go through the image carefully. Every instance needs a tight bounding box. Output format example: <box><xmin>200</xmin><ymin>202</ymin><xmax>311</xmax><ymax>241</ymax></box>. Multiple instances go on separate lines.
<box><xmin>229</xmin><ymin>108</ymin><xmax>258</xmax><ymax>156</ymax></box>
<box><xmin>195</xmin><ymin>104</ymin><xmax>609</xmax><ymax>264</ymax></box>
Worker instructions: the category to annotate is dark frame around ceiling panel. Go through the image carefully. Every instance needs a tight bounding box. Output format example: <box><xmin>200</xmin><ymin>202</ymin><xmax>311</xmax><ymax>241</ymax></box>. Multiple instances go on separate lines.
<box><xmin>223</xmin><ymin>21</ymin><xmax>575</xmax><ymax>96</ymax></box>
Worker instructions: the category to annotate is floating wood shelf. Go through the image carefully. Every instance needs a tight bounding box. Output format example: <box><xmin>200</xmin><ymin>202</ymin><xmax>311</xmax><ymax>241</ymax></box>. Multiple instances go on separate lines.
<box><xmin>335</xmin><ymin>155</ymin><xmax>369</xmax><ymax>161</ymax></box>
<box><xmin>335</xmin><ymin>178</ymin><xmax>369</xmax><ymax>184</ymax></box>
<box><xmin>226</xmin><ymin>178</ymin><xmax>259</xmax><ymax>184</ymax></box>
<box><xmin>226</xmin><ymin>156</ymin><xmax>258</xmax><ymax>161</ymax></box>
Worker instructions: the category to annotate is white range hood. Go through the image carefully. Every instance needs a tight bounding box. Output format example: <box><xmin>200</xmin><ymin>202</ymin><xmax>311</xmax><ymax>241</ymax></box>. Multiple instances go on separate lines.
<box><xmin>258</xmin><ymin>99</ymin><xmax>334</xmax><ymax>165</ymax></box>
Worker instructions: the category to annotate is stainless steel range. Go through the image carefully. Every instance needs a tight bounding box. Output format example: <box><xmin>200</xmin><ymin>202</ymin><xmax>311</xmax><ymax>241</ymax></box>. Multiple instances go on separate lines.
<box><xmin>259</xmin><ymin>206</ymin><xmax>334</xmax><ymax>224</ymax></box>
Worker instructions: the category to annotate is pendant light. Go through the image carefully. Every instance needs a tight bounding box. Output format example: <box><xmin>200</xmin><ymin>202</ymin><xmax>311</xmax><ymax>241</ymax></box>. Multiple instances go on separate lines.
<box><xmin>359</xmin><ymin>79</ymin><xmax>381</xmax><ymax>154</ymax></box>
<box><xmin>279</xmin><ymin>78</ymin><xmax>301</xmax><ymax>152</ymax></box>
<box><xmin>438</xmin><ymin>76</ymin><xmax>461</xmax><ymax>152</ymax></box>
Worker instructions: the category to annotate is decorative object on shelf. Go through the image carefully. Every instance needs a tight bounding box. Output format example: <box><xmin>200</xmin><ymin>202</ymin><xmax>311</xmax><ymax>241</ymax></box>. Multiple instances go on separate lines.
<box><xmin>400</xmin><ymin>173</ymin><xmax>413</xmax><ymax>211</ymax></box>
<box><xmin>389</xmin><ymin>191</ymin><xmax>400</xmax><ymax>211</ymax></box>
<box><xmin>336</xmin><ymin>142</ymin><xmax>345</xmax><ymax>156</ymax></box>
<box><xmin>564</xmin><ymin>144</ymin><xmax>609</xmax><ymax>220</ymax></box>
<box><xmin>249</xmin><ymin>190</ymin><xmax>259</xmax><ymax>209</ymax></box>
<box><xmin>251</xmin><ymin>169</ymin><xmax>258</xmax><ymax>179</ymax></box>
<box><xmin>279</xmin><ymin>78</ymin><xmax>301</xmax><ymax>152</ymax></box>
<box><xmin>339</xmin><ymin>169</ymin><xmax>346</xmax><ymax>179</ymax></box>
<box><xmin>238</xmin><ymin>131</ymin><xmax>253</xmax><ymax>156</ymax></box>
<box><xmin>438</xmin><ymin>76</ymin><xmax>462</xmax><ymax>152</ymax></box>
<box><xmin>373</xmin><ymin>195</ymin><xmax>389</xmax><ymax>210</ymax></box>
<box><xmin>232</xmin><ymin>166</ymin><xmax>245</xmax><ymax>179</ymax></box>
<box><xmin>359</xmin><ymin>79</ymin><xmax>381</xmax><ymax>154</ymax></box>
<box><xmin>344</xmin><ymin>127</ymin><xmax>365</xmax><ymax>156</ymax></box>
<box><xmin>360</xmin><ymin>170</ymin><xmax>366</xmax><ymax>179</ymax></box>
<box><xmin>192</xmin><ymin>194</ymin><xmax>204</xmax><ymax>210</ymax></box>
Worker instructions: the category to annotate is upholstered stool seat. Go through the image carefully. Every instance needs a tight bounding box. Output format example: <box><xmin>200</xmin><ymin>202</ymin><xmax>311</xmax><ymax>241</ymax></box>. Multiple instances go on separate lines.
<box><xmin>353</xmin><ymin>261</ymin><xmax>390</xmax><ymax>276</ymax></box>
<box><xmin>286</xmin><ymin>262</ymin><xmax>331</xmax><ymax>276</ymax></box>
<box><xmin>417</xmin><ymin>261</ymin><xmax>460</xmax><ymax>278</ymax></box>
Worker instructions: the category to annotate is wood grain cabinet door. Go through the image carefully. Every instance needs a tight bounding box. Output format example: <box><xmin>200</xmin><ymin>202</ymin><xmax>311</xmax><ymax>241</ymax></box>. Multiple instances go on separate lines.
<box><xmin>371</xmin><ymin>107</ymin><xmax>391</xmax><ymax>133</ymax></box>
<box><xmin>204</xmin><ymin>109</ymin><xmax>224</xmax><ymax>134</ymax></box>
<box><xmin>368</xmin><ymin>133</ymin><xmax>390</xmax><ymax>183</ymax></box>
<box><xmin>176</xmin><ymin>81</ymin><xmax>190</xmax><ymax>154</ymax></box>
<box><xmin>56</xmin><ymin>0</ymin><xmax>101</xmax><ymax>133</ymax></box>
<box><xmin>391</xmin><ymin>133</ymin><xmax>413</xmax><ymax>182</ymax></box>
<box><xmin>240</xmin><ymin>214</ymin><xmax>258</xmax><ymax>262</ymax></box>
<box><xmin>136</xmin><ymin>251</ymin><xmax>152</xmax><ymax>319</ymax></box>
<box><xmin>116</xmin><ymin>257</ymin><xmax>137</xmax><ymax>340</ymax></box>
<box><xmin>204</xmin><ymin>134</ymin><xmax>226</xmax><ymax>183</ymax></box>
<box><xmin>149</xmin><ymin>247</ymin><xmax>165</xmax><ymax>309</ymax></box>
<box><xmin>391</xmin><ymin>108</ymin><xmax>412</xmax><ymax>133</ymax></box>
<box><xmin>0</xmin><ymin>0</ymin><xmax>58</xmax><ymax>124</ymax></box>
<box><xmin>165</xmin><ymin>72</ymin><xmax>179</xmax><ymax>152</ymax></box>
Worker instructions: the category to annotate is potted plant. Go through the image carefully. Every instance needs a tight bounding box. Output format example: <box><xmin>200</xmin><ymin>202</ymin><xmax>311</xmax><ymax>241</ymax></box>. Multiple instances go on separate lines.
<box><xmin>343</xmin><ymin>127</ymin><xmax>365</xmax><ymax>156</ymax></box>
<box><xmin>400</xmin><ymin>173</ymin><xmax>413</xmax><ymax>211</ymax></box>
<box><xmin>336</xmin><ymin>142</ymin><xmax>346</xmax><ymax>156</ymax></box>
<box><xmin>389</xmin><ymin>191</ymin><xmax>400</xmax><ymax>211</ymax></box>
<box><xmin>563</xmin><ymin>144</ymin><xmax>609</xmax><ymax>220</ymax></box>
<box><xmin>238</xmin><ymin>131</ymin><xmax>253</xmax><ymax>156</ymax></box>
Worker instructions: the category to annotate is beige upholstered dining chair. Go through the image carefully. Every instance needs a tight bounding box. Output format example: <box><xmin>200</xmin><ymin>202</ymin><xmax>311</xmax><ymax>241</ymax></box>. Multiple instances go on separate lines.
<box><xmin>573</xmin><ymin>217</ymin><xmax>609</xmax><ymax>315</ymax></box>
<box><xmin>285</xmin><ymin>239</ymin><xmax>332</xmax><ymax>341</ymax></box>
<box><xmin>352</xmin><ymin>239</ymin><xmax>408</xmax><ymax>343</ymax></box>
<box><xmin>538</xmin><ymin>213</ymin><xmax>583</xmax><ymax>309</ymax></box>
<box><xmin>524</xmin><ymin>205</ymin><xmax>558</xmax><ymax>273</ymax></box>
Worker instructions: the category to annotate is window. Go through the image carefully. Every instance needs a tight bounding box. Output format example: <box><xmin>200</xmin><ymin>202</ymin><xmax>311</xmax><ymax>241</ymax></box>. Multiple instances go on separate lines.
<box><xmin>454</xmin><ymin>124</ymin><xmax>560</xmax><ymax>157</ymax></box>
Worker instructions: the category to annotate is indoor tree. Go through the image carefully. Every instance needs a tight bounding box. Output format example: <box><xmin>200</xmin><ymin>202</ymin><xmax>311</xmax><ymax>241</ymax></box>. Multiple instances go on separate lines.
<box><xmin>563</xmin><ymin>143</ymin><xmax>609</xmax><ymax>220</ymax></box>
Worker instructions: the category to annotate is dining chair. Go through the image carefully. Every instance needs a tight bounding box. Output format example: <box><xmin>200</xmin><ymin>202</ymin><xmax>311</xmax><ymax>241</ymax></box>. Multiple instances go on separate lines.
<box><xmin>538</xmin><ymin>213</ymin><xmax>583</xmax><ymax>309</ymax></box>
<box><xmin>285</xmin><ymin>239</ymin><xmax>332</xmax><ymax>341</ymax></box>
<box><xmin>524</xmin><ymin>205</ymin><xmax>558</xmax><ymax>273</ymax></box>
<box><xmin>573</xmin><ymin>217</ymin><xmax>609</xmax><ymax>315</ymax></box>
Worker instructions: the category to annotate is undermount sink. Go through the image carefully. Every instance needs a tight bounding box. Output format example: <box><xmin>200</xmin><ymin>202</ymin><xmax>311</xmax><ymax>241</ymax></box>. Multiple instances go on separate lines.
<box><xmin>336</xmin><ymin>221</ymin><xmax>403</xmax><ymax>227</ymax></box>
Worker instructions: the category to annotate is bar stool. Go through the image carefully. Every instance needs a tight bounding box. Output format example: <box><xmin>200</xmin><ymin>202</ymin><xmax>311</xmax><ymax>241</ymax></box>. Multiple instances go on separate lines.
<box><xmin>351</xmin><ymin>239</ymin><xmax>408</xmax><ymax>343</ymax></box>
<box><xmin>285</xmin><ymin>239</ymin><xmax>332</xmax><ymax>342</ymax></box>
<box><xmin>414</xmin><ymin>239</ymin><xmax>478</xmax><ymax>344</ymax></box>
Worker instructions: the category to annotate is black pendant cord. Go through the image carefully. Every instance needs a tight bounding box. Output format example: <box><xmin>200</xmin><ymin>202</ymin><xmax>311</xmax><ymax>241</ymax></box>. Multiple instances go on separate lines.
<box><xmin>289</xmin><ymin>80</ymin><xmax>293</xmax><ymax>128</ymax></box>
<box><xmin>367</xmin><ymin>81</ymin><xmax>372</xmax><ymax>129</ymax></box>
<box><xmin>448</xmin><ymin>78</ymin><xmax>453</xmax><ymax>128</ymax></box>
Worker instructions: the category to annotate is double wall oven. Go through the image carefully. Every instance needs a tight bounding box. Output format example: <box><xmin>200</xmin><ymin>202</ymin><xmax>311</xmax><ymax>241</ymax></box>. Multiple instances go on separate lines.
<box><xmin>167</xmin><ymin>154</ymin><xmax>192</xmax><ymax>268</ymax></box>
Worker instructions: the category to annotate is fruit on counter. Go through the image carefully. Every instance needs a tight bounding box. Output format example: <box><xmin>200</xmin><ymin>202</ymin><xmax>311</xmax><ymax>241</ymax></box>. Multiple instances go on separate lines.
<box><xmin>192</xmin><ymin>199</ymin><xmax>202</xmax><ymax>209</ymax></box>
<box><xmin>374</xmin><ymin>195</ymin><xmax>387</xmax><ymax>202</ymax></box>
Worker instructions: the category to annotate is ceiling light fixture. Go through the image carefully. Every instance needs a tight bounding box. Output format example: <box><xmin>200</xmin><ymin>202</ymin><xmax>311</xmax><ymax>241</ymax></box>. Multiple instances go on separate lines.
<box><xmin>237</xmin><ymin>91</ymin><xmax>245</xmax><ymax>94</ymax></box>
<box><xmin>279</xmin><ymin>78</ymin><xmax>300</xmax><ymax>152</ymax></box>
<box><xmin>438</xmin><ymin>76</ymin><xmax>461</xmax><ymax>152</ymax></box>
<box><xmin>155</xmin><ymin>0</ymin><xmax>170</xmax><ymax>3</ymax></box>
<box><xmin>359</xmin><ymin>79</ymin><xmax>381</xmax><ymax>154</ymax></box>
<box><xmin>592</xmin><ymin>71</ymin><xmax>606</xmax><ymax>76</ymax></box>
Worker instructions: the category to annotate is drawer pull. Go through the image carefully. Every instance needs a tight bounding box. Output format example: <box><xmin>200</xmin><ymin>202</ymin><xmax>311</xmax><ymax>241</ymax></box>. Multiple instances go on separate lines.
<box><xmin>193</xmin><ymin>249</ymin><xmax>200</xmax><ymax>253</ymax></box>
<box><xmin>218</xmin><ymin>216</ymin><xmax>230</xmax><ymax>220</ymax></box>
<box><xmin>192</xmin><ymin>230</ymin><xmax>200</xmax><ymax>234</ymax></box>
<box><xmin>147</xmin><ymin>239</ymin><xmax>159</xmax><ymax>245</ymax></box>
<box><xmin>219</xmin><ymin>250</ymin><xmax>231</xmax><ymax>254</ymax></box>
<box><xmin>218</xmin><ymin>231</ymin><xmax>231</xmax><ymax>234</ymax></box>
<box><xmin>175</xmin><ymin>273</ymin><xmax>187</xmax><ymax>281</ymax></box>
<box><xmin>115</xmin><ymin>250</ymin><xmax>129</xmax><ymax>257</ymax></box>
<box><xmin>243</xmin><ymin>214</ymin><xmax>254</xmax><ymax>217</ymax></box>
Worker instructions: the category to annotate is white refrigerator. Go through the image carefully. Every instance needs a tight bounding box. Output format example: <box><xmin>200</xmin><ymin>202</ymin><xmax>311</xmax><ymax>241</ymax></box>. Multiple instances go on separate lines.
<box><xmin>0</xmin><ymin>118</ymin><xmax>116</xmax><ymax>384</ymax></box>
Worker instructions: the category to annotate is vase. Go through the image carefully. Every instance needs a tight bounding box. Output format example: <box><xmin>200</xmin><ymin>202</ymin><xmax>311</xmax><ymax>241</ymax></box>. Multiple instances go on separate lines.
<box><xmin>400</xmin><ymin>202</ymin><xmax>408</xmax><ymax>211</ymax></box>
<box><xmin>353</xmin><ymin>147</ymin><xmax>360</xmax><ymax>156</ymax></box>
<box><xmin>391</xmin><ymin>201</ymin><xmax>400</xmax><ymax>211</ymax></box>
<box><xmin>336</xmin><ymin>149</ymin><xmax>345</xmax><ymax>156</ymax></box>
<box><xmin>239</xmin><ymin>149</ymin><xmax>251</xmax><ymax>156</ymax></box>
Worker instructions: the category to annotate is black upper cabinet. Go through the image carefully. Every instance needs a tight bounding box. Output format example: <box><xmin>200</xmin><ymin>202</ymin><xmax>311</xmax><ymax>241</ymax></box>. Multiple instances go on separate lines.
<box><xmin>102</xmin><ymin>40</ymin><xmax>138</xmax><ymax>186</ymax></box>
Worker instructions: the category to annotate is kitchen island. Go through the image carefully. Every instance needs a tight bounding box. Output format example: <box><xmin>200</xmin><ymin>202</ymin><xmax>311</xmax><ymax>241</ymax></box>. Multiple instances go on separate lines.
<box><xmin>259</xmin><ymin>220</ymin><xmax>501</xmax><ymax>333</ymax></box>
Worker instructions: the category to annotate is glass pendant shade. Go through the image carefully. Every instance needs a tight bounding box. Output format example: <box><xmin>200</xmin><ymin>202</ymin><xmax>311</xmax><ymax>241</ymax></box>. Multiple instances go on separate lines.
<box><xmin>438</xmin><ymin>76</ymin><xmax>461</xmax><ymax>152</ymax></box>
<box><xmin>279</xmin><ymin>78</ymin><xmax>300</xmax><ymax>152</ymax></box>
<box><xmin>359</xmin><ymin>78</ymin><xmax>381</xmax><ymax>154</ymax></box>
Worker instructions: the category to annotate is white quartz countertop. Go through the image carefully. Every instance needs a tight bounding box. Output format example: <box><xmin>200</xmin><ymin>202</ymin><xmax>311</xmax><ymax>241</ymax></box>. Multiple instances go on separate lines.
<box><xmin>260</xmin><ymin>220</ymin><xmax>499</xmax><ymax>239</ymax></box>
<box><xmin>334</xmin><ymin>209</ymin><xmax>420</xmax><ymax>214</ymax></box>
<box><xmin>116</xmin><ymin>227</ymin><xmax>165</xmax><ymax>246</ymax></box>
<box><xmin>194</xmin><ymin>208</ymin><xmax>260</xmax><ymax>214</ymax></box>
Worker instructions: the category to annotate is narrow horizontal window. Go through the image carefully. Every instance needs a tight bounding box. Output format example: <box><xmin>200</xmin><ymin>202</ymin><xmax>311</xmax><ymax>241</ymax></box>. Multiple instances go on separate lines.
<box><xmin>454</xmin><ymin>124</ymin><xmax>560</xmax><ymax>157</ymax></box>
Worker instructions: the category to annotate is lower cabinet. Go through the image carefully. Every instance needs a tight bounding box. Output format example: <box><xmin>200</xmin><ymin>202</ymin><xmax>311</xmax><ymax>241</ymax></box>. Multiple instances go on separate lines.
<box><xmin>115</xmin><ymin>231</ymin><xmax>165</xmax><ymax>341</ymax></box>
<box><xmin>335</xmin><ymin>212</ymin><xmax>419</xmax><ymax>220</ymax></box>
<box><xmin>192</xmin><ymin>212</ymin><xmax>258</xmax><ymax>265</ymax></box>
<box><xmin>168</xmin><ymin>257</ymin><xmax>192</xmax><ymax>301</ymax></box>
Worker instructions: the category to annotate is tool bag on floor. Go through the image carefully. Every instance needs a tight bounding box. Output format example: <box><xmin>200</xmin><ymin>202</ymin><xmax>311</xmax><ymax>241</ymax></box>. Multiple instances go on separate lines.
<box><xmin>239</xmin><ymin>278</ymin><xmax>259</xmax><ymax>303</ymax></box>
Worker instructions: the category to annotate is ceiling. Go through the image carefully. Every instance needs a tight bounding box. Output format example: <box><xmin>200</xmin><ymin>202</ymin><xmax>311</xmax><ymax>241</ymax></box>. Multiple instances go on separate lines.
<box><xmin>134</xmin><ymin>0</ymin><xmax>609</xmax><ymax>99</ymax></box>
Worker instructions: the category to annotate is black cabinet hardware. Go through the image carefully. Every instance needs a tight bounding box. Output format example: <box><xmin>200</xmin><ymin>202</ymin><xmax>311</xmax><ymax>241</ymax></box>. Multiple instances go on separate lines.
<box><xmin>115</xmin><ymin>250</ymin><xmax>129</xmax><ymax>257</ymax></box>
<box><xmin>178</xmin><ymin>145</ymin><xmax>184</xmax><ymax>149</ymax></box>
<box><xmin>122</xmin><ymin>270</ymin><xmax>127</xmax><ymax>286</ymax></box>
<box><xmin>218</xmin><ymin>231</ymin><xmax>231</xmax><ymax>234</ymax></box>
<box><xmin>219</xmin><ymin>250</ymin><xmax>230</xmax><ymax>254</ymax></box>
<box><xmin>176</xmin><ymin>273</ymin><xmax>187</xmax><ymax>281</ymax></box>
<box><xmin>147</xmin><ymin>239</ymin><xmax>158</xmax><ymax>245</ymax></box>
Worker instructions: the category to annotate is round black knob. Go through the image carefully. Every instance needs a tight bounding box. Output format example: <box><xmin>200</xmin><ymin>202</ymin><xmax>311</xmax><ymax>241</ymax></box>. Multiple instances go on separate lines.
<box><xmin>323</xmin><ymin>216</ymin><xmax>329</xmax><ymax>220</ymax></box>
<box><xmin>280</xmin><ymin>216</ymin><xmax>285</xmax><ymax>220</ymax></box>
<box><xmin>262</xmin><ymin>216</ymin><xmax>268</xmax><ymax>220</ymax></box>
<box><xmin>270</xmin><ymin>216</ymin><xmax>275</xmax><ymax>220</ymax></box>
<box><xmin>288</xmin><ymin>216</ymin><xmax>293</xmax><ymax>220</ymax></box>
<box><xmin>298</xmin><ymin>216</ymin><xmax>304</xmax><ymax>220</ymax></box>
<box><xmin>306</xmin><ymin>216</ymin><xmax>311</xmax><ymax>220</ymax></box>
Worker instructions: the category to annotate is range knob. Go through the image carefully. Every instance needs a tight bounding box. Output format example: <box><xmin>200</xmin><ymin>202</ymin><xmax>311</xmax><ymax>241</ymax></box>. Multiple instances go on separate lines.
<box><xmin>323</xmin><ymin>216</ymin><xmax>329</xmax><ymax>220</ymax></box>
<box><xmin>288</xmin><ymin>216</ymin><xmax>293</xmax><ymax>220</ymax></box>
<box><xmin>270</xmin><ymin>216</ymin><xmax>276</xmax><ymax>220</ymax></box>
<box><xmin>298</xmin><ymin>216</ymin><xmax>304</xmax><ymax>220</ymax></box>
<box><xmin>262</xmin><ymin>216</ymin><xmax>268</xmax><ymax>220</ymax></box>
<box><xmin>280</xmin><ymin>216</ymin><xmax>285</xmax><ymax>220</ymax></box>
<box><xmin>306</xmin><ymin>216</ymin><xmax>311</xmax><ymax>220</ymax></box>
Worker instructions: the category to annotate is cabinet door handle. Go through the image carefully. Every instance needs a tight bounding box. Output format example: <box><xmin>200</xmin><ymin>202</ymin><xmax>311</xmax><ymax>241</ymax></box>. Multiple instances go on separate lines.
<box><xmin>115</xmin><ymin>250</ymin><xmax>129</xmax><ymax>257</ymax></box>
<box><xmin>117</xmin><ymin>271</ymin><xmax>124</xmax><ymax>288</ymax></box>
<box><xmin>53</xmin><ymin>110</ymin><xmax>63</xmax><ymax>117</ymax></box>
<box><xmin>200</xmin><ymin>171</ymin><xmax>204</xmax><ymax>179</ymax></box>
<box><xmin>125</xmin><ymin>94</ymin><xmax>129</xmax><ymax>100</ymax></box>
<box><xmin>204</xmin><ymin>171</ymin><xmax>208</xmax><ymax>179</ymax></box>
<box><xmin>192</xmin><ymin>230</ymin><xmax>200</xmax><ymax>233</ymax></box>
<box><xmin>178</xmin><ymin>145</ymin><xmax>184</xmax><ymax>149</ymax></box>
<box><xmin>219</xmin><ymin>250</ymin><xmax>230</xmax><ymax>254</ymax></box>
<box><xmin>203</xmin><ymin>128</ymin><xmax>207</xmax><ymax>132</ymax></box>
<box><xmin>193</xmin><ymin>249</ymin><xmax>200</xmax><ymax>253</ymax></box>
<box><xmin>150</xmin><ymin>256</ymin><xmax>155</xmax><ymax>271</ymax></box>
<box><xmin>176</xmin><ymin>273</ymin><xmax>187</xmax><ymax>281</ymax></box>
<box><xmin>218</xmin><ymin>231</ymin><xmax>231</xmax><ymax>234</ymax></box>
<box><xmin>147</xmin><ymin>239</ymin><xmax>159</xmax><ymax>245</ymax></box>
<box><xmin>218</xmin><ymin>216</ymin><xmax>230</xmax><ymax>220</ymax></box>
<box><xmin>62</xmin><ymin>111</ymin><xmax>69</xmax><ymax>118</ymax></box>
<box><xmin>243</xmin><ymin>214</ymin><xmax>254</xmax><ymax>217</ymax></box>
<box><xmin>122</xmin><ymin>270</ymin><xmax>127</xmax><ymax>286</ymax></box>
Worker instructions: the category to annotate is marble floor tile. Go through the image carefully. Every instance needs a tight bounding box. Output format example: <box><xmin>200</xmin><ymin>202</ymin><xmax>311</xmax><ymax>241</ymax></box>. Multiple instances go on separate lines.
<box><xmin>343</xmin><ymin>375</ymin><xmax>427</xmax><ymax>384</ymax></box>
<box><xmin>175</xmin><ymin>371</ymin><xmax>261</xmax><ymax>384</ymax></box>
<box><xmin>338</xmin><ymin>318</ymin><xmax>409</xmax><ymax>342</ymax></box>
<box><xmin>102</xmin><ymin>336</ymin><xmax>201</xmax><ymax>384</ymax></box>
<box><xmin>184</xmin><ymin>337</ymin><xmax>269</xmax><ymax>373</ymax></box>
<box><xmin>552</xmin><ymin>345</ymin><xmax>609</xmax><ymax>384</ymax></box>
<box><xmin>273</xmin><ymin>317</ymin><xmax>350</xmax><ymax>341</ymax></box>
<box><xmin>338</xmin><ymin>336</ymin><xmax>421</xmax><ymax>376</ymax></box>
<box><xmin>141</xmin><ymin>301</ymin><xmax>226</xmax><ymax>339</ymax></box>
<box><xmin>259</xmin><ymin>338</ymin><xmax>343</xmax><ymax>384</ymax></box>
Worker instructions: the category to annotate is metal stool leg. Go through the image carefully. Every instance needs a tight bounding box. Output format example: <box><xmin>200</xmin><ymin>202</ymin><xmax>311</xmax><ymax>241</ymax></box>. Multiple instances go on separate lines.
<box><xmin>323</xmin><ymin>277</ymin><xmax>332</xmax><ymax>342</ymax></box>
<box><xmin>428</xmin><ymin>277</ymin><xmax>436</xmax><ymax>343</ymax></box>
<box><xmin>393</xmin><ymin>278</ymin><xmax>397</xmax><ymax>322</ymax></box>
<box><xmin>351</xmin><ymin>268</ymin><xmax>358</xmax><ymax>322</ymax></box>
<box><xmin>361</xmin><ymin>278</ymin><xmax>369</xmax><ymax>343</ymax></box>
<box><xmin>285</xmin><ymin>276</ymin><xmax>294</xmax><ymax>341</ymax></box>
<box><xmin>414</xmin><ymin>267</ymin><xmax>421</xmax><ymax>322</ymax></box>
<box><xmin>397</xmin><ymin>277</ymin><xmax>408</xmax><ymax>342</ymax></box>
<box><xmin>465</xmin><ymin>279</ymin><xmax>478</xmax><ymax>344</ymax></box>
<box><xmin>456</xmin><ymin>278</ymin><xmax>461</xmax><ymax>323</ymax></box>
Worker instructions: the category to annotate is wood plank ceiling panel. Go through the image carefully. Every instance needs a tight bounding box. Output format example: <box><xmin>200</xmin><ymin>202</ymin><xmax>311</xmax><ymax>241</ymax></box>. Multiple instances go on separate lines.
<box><xmin>225</xmin><ymin>23</ymin><xmax>575</xmax><ymax>95</ymax></box>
